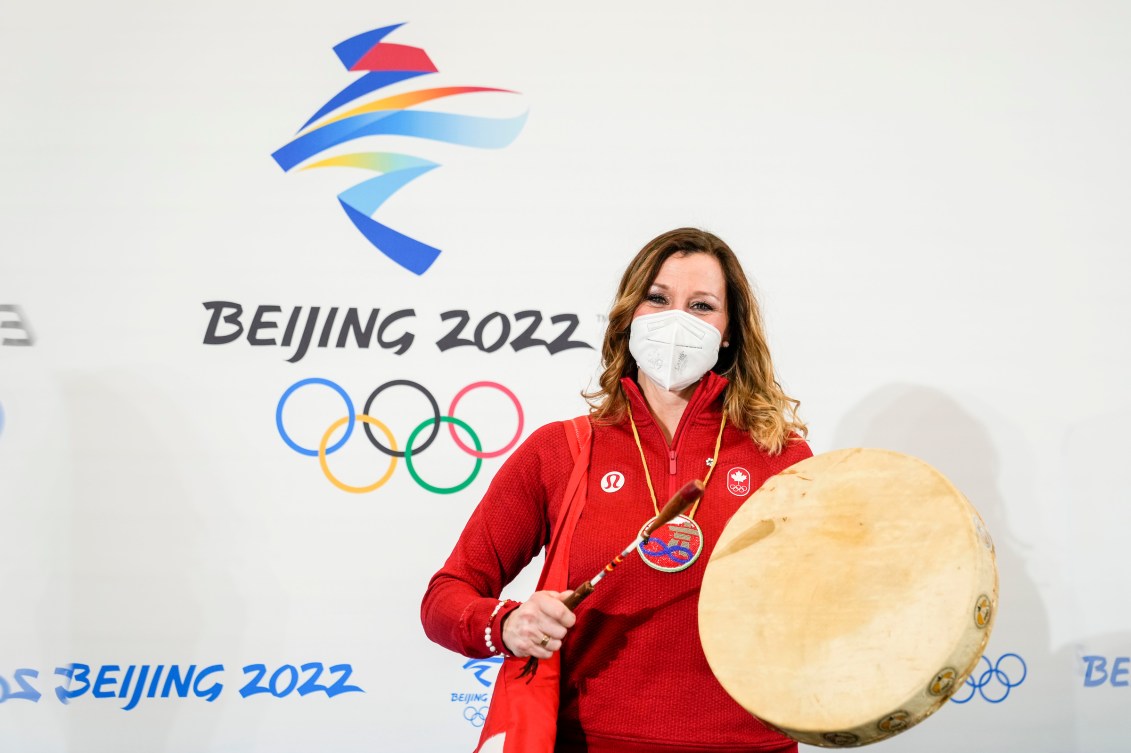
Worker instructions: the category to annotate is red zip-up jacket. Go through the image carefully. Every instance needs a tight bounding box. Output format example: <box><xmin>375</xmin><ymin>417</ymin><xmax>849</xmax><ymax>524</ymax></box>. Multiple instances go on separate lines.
<box><xmin>422</xmin><ymin>373</ymin><xmax>812</xmax><ymax>752</ymax></box>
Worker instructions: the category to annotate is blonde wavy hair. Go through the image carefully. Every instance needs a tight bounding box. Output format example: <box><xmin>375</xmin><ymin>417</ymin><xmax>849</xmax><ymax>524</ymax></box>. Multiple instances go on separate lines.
<box><xmin>583</xmin><ymin>228</ymin><xmax>807</xmax><ymax>454</ymax></box>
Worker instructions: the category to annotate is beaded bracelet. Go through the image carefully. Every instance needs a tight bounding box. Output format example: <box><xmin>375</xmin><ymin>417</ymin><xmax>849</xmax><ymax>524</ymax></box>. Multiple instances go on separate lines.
<box><xmin>485</xmin><ymin>599</ymin><xmax>510</xmax><ymax>655</ymax></box>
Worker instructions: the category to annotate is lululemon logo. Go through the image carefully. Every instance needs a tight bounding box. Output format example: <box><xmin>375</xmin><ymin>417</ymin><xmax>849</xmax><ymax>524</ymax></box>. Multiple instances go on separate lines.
<box><xmin>601</xmin><ymin>471</ymin><xmax>625</xmax><ymax>493</ymax></box>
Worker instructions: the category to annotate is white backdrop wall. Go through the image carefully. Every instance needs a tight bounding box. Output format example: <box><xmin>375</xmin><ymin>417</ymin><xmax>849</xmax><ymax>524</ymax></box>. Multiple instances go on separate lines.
<box><xmin>2</xmin><ymin>2</ymin><xmax>1130</xmax><ymax>751</ymax></box>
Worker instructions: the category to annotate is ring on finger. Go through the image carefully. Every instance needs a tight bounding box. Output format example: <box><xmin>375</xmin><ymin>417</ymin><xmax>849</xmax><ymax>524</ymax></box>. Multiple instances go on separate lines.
<box><xmin>539</xmin><ymin>635</ymin><xmax>551</xmax><ymax>648</ymax></box>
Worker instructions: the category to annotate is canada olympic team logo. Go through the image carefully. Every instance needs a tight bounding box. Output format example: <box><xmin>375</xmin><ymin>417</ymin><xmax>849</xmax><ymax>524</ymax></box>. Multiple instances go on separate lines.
<box><xmin>272</xmin><ymin>23</ymin><xmax>527</xmax><ymax>275</ymax></box>
<box><xmin>276</xmin><ymin>378</ymin><xmax>523</xmax><ymax>494</ymax></box>
<box><xmin>726</xmin><ymin>466</ymin><xmax>751</xmax><ymax>496</ymax></box>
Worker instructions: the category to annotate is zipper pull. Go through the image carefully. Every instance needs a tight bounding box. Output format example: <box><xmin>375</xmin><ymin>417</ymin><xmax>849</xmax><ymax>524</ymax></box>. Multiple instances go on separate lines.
<box><xmin>669</xmin><ymin>449</ymin><xmax>677</xmax><ymax>475</ymax></box>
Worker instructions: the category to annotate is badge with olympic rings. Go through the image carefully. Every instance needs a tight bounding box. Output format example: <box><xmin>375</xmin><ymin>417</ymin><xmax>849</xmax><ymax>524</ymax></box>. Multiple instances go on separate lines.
<box><xmin>637</xmin><ymin>514</ymin><xmax>703</xmax><ymax>572</ymax></box>
<box><xmin>276</xmin><ymin>378</ymin><xmax>523</xmax><ymax>494</ymax></box>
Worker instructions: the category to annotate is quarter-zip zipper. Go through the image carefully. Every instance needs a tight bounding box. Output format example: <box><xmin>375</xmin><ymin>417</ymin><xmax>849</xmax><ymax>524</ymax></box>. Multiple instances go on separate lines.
<box><xmin>621</xmin><ymin>373</ymin><xmax>726</xmax><ymax>499</ymax></box>
<box><xmin>663</xmin><ymin>390</ymin><xmax>701</xmax><ymax>496</ymax></box>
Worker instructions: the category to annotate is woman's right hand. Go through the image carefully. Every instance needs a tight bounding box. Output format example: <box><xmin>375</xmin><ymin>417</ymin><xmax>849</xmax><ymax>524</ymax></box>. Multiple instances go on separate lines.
<box><xmin>501</xmin><ymin>590</ymin><xmax>576</xmax><ymax>659</ymax></box>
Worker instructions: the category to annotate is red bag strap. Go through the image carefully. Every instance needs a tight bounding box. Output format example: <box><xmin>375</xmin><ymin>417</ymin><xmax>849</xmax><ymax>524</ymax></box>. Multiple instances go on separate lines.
<box><xmin>562</xmin><ymin>414</ymin><xmax>591</xmax><ymax>461</ymax></box>
<box><xmin>536</xmin><ymin>416</ymin><xmax>592</xmax><ymax>591</ymax></box>
<box><xmin>473</xmin><ymin>416</ymin><xmax>592</xmax><ymax>753</ymax></box>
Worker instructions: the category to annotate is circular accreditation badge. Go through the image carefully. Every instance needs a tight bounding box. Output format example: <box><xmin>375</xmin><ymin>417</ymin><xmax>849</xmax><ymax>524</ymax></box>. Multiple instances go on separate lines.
<box><xmin>637</xmin><ymin>513</ymin><xmax>703</xmax><ymax>572</ymax></box>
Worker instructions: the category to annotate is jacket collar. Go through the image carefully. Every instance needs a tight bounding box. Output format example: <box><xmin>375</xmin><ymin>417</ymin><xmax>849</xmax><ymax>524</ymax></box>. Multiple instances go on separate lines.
<box><xmin>620</xmin><ymin>371</ymin><xmax>728</xmax><ymax>439</ymax></box>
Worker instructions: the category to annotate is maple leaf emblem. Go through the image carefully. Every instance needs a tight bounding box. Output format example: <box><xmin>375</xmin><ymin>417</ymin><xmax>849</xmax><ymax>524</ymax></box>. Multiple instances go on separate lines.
<box><xmin>730</xmin><ymin>470</ymin><xmax>748</xmax><ymax>483</ymax></box>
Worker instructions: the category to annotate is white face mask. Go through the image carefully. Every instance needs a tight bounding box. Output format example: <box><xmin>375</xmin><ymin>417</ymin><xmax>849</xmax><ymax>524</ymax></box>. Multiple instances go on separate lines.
<box><xmin>628</xmin><ymin>310</ymin><xmax>723</xmax><ymax>392</ymax></box>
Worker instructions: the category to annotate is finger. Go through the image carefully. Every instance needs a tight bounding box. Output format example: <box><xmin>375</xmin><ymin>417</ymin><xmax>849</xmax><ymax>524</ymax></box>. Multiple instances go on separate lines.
<box><xmin>523</xmin><ymin>618</ymin><xmax>565</xmax><ymax>646</ymax></box>
<box><xmin>535</xmin><ymin>619</ymin><xmax>568</xmax><ymax>641</ymax></box>
<box><xmin>524</xmin><ymin>634</ymin><xmax>553</xmax><ymax>659</ymax></box>
<box><xmin>516</xmin><ymin>605</ymin><xmax>551</xmax><ymax>631</ymax></box>
<box><xmin>527</xmin><ymin>635</ymin><xmax>560</xmax><ymax>658</ymax></box>
<box><xmin>535</xmin><ymin>593</ymin><xmax>576</xmax><ymax>627</ymax></box>
<box><xmin>546</xmin><ymin>595</ymin><xmax>577</xmax><ymax>628</ymax></box>
<box><xmin>532</xmin><ymin>591</ymin><xmax>566</xmax><ymax>609</ymax></box>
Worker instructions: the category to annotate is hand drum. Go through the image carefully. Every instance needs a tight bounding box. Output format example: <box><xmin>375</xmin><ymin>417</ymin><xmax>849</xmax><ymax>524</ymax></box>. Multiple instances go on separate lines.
<box><xmin>698</xmin><ymin>449</ymin><xmax>998</xmax><ymax>747</ymax></box>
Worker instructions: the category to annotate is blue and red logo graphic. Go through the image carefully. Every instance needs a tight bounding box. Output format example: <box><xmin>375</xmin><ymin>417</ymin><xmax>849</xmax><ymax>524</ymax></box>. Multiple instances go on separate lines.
<box><xmin>272</xmin><ymin>24</ymin><xmax>527</xmax><ymax>275</ymax></box>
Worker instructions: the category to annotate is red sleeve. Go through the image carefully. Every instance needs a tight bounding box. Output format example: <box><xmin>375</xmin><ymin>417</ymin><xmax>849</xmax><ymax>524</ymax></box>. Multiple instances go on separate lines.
<box><xmin>420</xmin><ymin>421</ymin><xmax>574</xmax><ymax>658</ymax></box>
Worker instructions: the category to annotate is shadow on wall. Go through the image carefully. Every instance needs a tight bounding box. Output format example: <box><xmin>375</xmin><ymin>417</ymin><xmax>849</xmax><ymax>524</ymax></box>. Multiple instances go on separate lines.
<box><xmin>830</xmin><ymin>384</ymin><xmax>1074</xmax><ymax>753</ymax></box>
<box><xmin>52</xmin><ymin>372</ymin><xmax>253</xmax><ymax>751</ymax></box>
<box><xmin>1063</xmin><ymin>410</ymin><xmax>1131</xmax><ymax>753</ymax></box>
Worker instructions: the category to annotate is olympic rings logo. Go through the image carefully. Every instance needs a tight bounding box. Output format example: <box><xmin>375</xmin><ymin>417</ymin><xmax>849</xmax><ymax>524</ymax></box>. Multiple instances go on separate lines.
<box><xmin>950</xmin><ymin>653</ymin><xmax>1027</xmax><ymax>704</ymax></box>
<box><xmin>276</xmin><ymin>378</ymin><xmax>524</xmax><ymax>494</ymax></box>
<box><xmin>463</xmin><ymin>705</ymin><xmax>488</xmax><ymax>727</ymax></box>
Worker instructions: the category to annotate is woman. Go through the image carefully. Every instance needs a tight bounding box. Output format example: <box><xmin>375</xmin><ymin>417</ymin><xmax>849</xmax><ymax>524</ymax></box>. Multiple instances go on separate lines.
<box><xmin>422</xmin><ymin>228</ymin><xmax>811</xmax><ymax>752</ymax></box>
